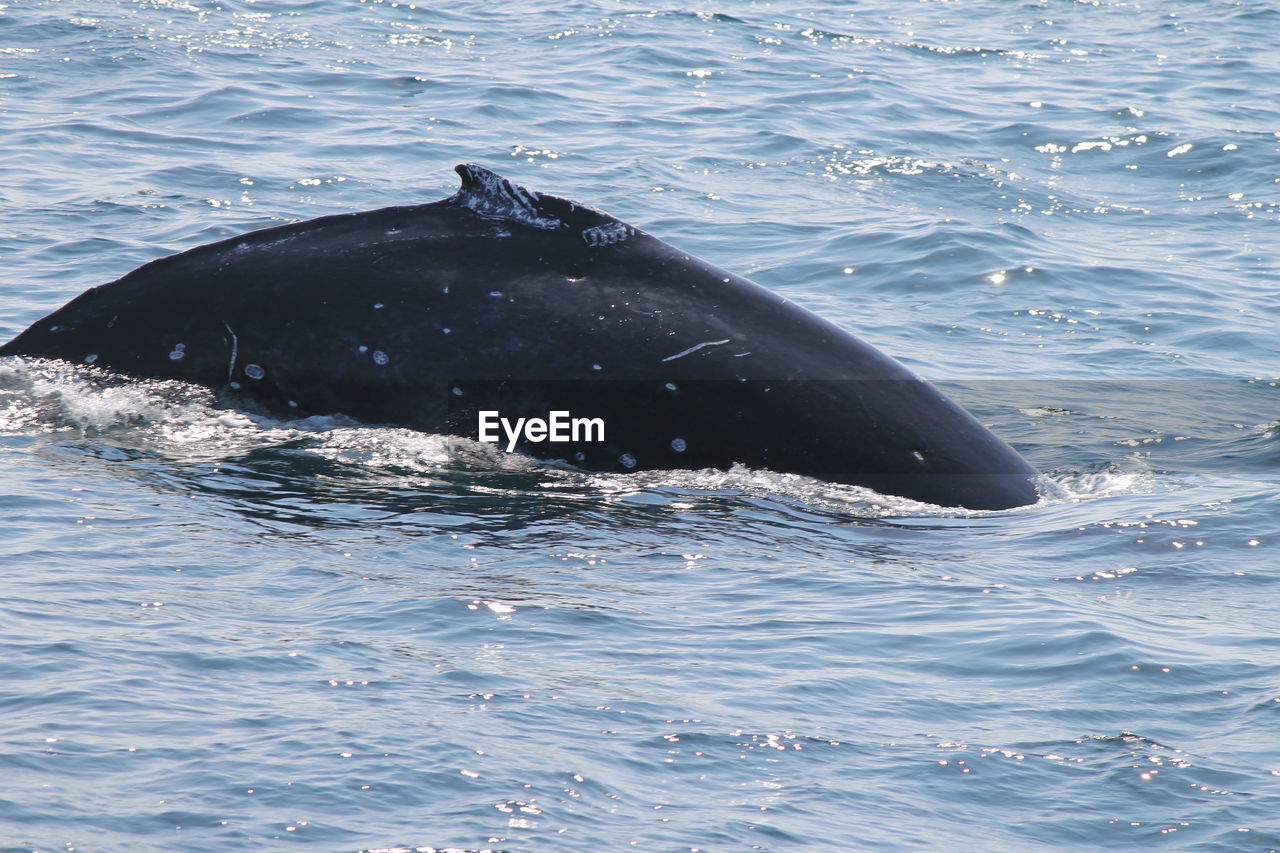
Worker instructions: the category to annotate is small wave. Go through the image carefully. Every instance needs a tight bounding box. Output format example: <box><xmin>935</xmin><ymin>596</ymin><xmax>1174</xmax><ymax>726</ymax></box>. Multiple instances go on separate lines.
<box><xmin>0</xmin><ymin>358</ymin><xmax>218</xmax><ymax>435</ymax></box>
<box><xmin>561</xmin><ymin>464</ymin><xmax>995</xmax><ymax>520</ymax></box>
<box><xmin>0</xmin><ymin>357</ymin><xmax>358</xmax><ymax>459</ymax></box>
<box><xmin>1038</xmin><ymin>464</ymin><xmax>1156</xmax><ymax>503</ymax></box>
<box><xmin>0</xmin><ymin>359</ymin><xmax>1057</xmax><ymax>520</ymax></box>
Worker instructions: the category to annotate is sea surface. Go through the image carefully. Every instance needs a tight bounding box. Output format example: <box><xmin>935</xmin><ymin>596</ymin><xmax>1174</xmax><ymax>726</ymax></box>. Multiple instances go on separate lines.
<box><xmin>1</xmin><ymin>1</ymin><xmax>1278</xmax><ymax>850</ymax></box>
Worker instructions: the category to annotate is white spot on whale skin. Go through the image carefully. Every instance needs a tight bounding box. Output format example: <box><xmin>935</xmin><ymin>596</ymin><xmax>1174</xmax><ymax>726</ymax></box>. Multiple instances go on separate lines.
<box><xmin>618</xmin><ymin>452</ymin><xmax>637</xmax><ymax>469</ymax></box>
<box><xmin>664</xmin><ymin>382</ymin><xmax>677</xmax><ymax>391</ymax></box>
<box><xmin>358</xmin><ymin>345</ymin><xmax>368</xmax><ymax>353</ymax></box>
<box><xmin>244</xmin><ymin>363</ymin><xmax>265</xmax><ymax>380</ymax></box>
<box><xmin>169</xmin><ymin>343</ymin><xmax>186</xmax><ymax>361</ymax></box>
<box><xmin>372</xmin><ymin>350</ymin><xmax>389</xmax><ymax>365</ymax></box>
<box><xmin>442</xmin><ymin>327</ymin><xmax>452</xmax><ymax>334</ymax></box>
<box><xmin>373</xmin><ymin>302</ymin><xmax>385</xmax><ymax>309</ymax></box>
<box><xmin>451</xmin><ymin>386</ymin><xmax>463</xmax><ymax>396</ymax></box>
<box><xmin>661</xmin><ymin>339</ymin><xmax>731</xmax><ymax>363</ymax></box>
<box><xmin>912</xmin><ymin>450</ymin><xmax>926</xmax><ymax>462</ymax></box>
<box><xmin>83</xmin><ymin>353</ymin><xmax>98</xmax><ymax>364</ymax></box>
<box><xmin>592</xmin><ymin>363</ymin><xmax>602</xmax><ymax>371</ymax></box>
<box><xmin>229</xmin><ymin>381</ymin><xmax>241</xmax><ymax>390</ymax></box>
<box><xmin>489</xmin><ymin>290</ymin><xmax>503</xmax><ymax>298</ymax></box>
<box><xmin>671</xmin><ymin>438</ymin><xmax>687</xmax><ymax>452</ymax></box>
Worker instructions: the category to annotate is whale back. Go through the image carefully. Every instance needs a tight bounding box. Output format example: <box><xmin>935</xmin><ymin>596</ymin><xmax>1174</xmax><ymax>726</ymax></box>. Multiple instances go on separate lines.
<box><xmin>0</xmin><ymin>164</ymin><xmax>1039</xmax><ymax>509</ymax></box>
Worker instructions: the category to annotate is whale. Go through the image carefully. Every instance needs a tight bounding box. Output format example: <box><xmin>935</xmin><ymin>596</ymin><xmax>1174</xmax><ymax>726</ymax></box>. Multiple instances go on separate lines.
<box><xmin>0</xmin><ymin>164</ymin><xmax>1040</xmax><ymax>510</ymax></box>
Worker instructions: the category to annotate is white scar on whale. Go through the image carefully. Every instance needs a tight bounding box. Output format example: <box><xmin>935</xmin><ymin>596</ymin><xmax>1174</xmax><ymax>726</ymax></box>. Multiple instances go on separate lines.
<box><xmin>661</xmin><ymin>339</ymin><xmax>731</xmax><ymax>362</ymax></box>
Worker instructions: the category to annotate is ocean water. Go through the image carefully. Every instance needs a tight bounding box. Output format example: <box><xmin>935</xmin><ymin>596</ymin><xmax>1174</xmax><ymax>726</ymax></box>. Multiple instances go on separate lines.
<box><xmin>1</xmin><ymin>0</ymin><xmax>1278</xmax><ymax>850</ymax></box>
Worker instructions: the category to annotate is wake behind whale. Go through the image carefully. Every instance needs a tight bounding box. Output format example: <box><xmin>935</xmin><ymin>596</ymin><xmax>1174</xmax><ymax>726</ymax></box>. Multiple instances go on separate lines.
<box><xmin>0</xmin><ymin>164</ymin><xmax>1040</xmax><ymax>510</ymax></box>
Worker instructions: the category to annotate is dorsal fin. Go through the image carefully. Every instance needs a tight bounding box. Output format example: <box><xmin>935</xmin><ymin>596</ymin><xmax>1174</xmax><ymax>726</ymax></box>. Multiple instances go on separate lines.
<box><xmin>452</xmin><ymin>164</ymin><xmax>564</xmax><ymax>231</ymax></box>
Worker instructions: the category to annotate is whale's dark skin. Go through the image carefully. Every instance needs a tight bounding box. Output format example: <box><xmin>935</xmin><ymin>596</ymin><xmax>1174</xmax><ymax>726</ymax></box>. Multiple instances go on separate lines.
<box><xmin>0</xmin><ymin>164</ymin><xmax>1040</xmax><ymax>509</ymax></box>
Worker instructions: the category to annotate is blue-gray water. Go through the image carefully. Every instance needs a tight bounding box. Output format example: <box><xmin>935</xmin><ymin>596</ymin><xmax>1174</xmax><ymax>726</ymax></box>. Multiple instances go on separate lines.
<box><xmin>1</xmin><ymin>1</ymin><xmax>1278</xmax><ymax>850</ymax></box>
